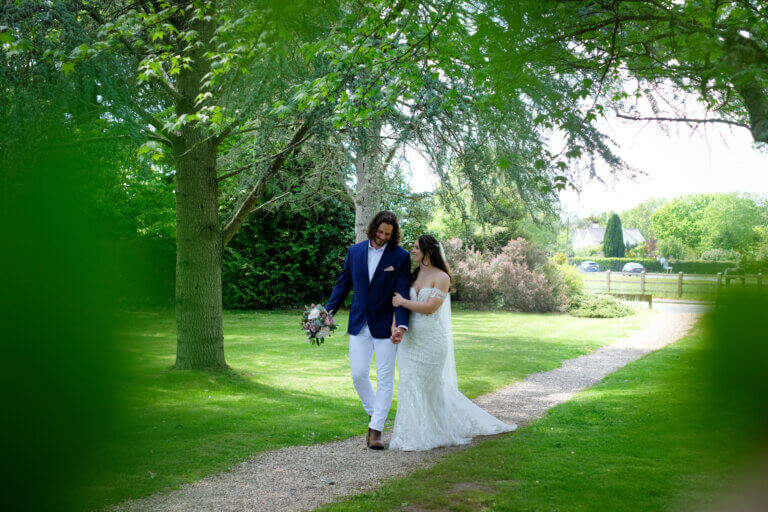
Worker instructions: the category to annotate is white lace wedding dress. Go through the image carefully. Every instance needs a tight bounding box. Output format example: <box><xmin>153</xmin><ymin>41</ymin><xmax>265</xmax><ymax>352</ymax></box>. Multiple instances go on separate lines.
<box><xmin>389</xmin><ymin>287</ymin><xmax>516</xmax><ymax>451</ymax></box>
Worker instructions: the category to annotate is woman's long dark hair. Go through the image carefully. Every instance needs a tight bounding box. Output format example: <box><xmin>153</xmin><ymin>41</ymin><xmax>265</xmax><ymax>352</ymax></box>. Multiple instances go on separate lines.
<box><xmin>410</xmin><ymin>235</ymin><xmax>453</xmax><ymax>287</ymax></box>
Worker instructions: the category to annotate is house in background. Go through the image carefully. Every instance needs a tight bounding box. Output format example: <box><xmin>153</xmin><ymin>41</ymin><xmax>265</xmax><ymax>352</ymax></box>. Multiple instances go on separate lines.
<box><xmin>571</xmin><ymin>222</ymin><xmax>645</xmax><ymax>252</ymax></box>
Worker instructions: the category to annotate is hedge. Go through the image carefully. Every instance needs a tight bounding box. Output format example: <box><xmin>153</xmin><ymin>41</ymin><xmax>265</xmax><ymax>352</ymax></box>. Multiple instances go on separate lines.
<box><xmin>222</xmin><ymin>198</ymin><xmax>355</xmax><ymax>310</ymax></box>
<box><xmin>568</xmin><ymin>257</ymin><xmax>739</xmax><ymax>274</ymax></box>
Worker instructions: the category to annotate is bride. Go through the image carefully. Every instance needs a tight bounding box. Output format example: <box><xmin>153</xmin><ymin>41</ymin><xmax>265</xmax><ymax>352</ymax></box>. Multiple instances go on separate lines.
<box><xmin>389</xmin><ymin>235</ymin><xmax>516</xmax><ymax>451</ymax></box>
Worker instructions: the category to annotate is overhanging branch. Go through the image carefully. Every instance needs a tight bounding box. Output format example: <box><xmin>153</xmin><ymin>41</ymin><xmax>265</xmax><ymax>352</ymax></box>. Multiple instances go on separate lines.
<box><xmin>221</xmin><ymin>117</ymin><xmax>314</xmax><ymax>247</ymax></box>
<box><xmin>614</xmin><ymin>113</ymin><xmax>749</xmax><ymax>129</ymax></box>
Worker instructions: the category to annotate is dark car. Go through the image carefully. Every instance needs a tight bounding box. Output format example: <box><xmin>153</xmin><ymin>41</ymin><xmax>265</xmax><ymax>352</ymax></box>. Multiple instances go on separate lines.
<box><xmin>578</xmin><ymin>261</ymin><xmax>600</xmax><ymax>272</ymax></box>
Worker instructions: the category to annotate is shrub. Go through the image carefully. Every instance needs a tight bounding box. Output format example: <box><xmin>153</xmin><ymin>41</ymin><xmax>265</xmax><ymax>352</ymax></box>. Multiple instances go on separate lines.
<box><xmin>543</xmin><ymin>261</ymin><xmax>583</xmax><ymax>302</ymax></box>
<box><xmin>627</xmin><ymin>242</ymin><xmax>652</xmax><ymax>258</ymax></box>
<box><xmin>494</xmin><ymin>258</ymin><xmax>559</xmax><ymax>312</ymax></box>
<box><xmin>450</xmin><ymin>243</ymin><xmax>499</xmax><ymax>307</ymax></box>
<box><xmin>445</xmin><ymin>237</ymin><xmax>570</xmax><ymax>312</ymax></box>
<box><xmin>568</xmin><ymin>292</ymin><xmax>634</xmax><ymax>318</ymax></box>
<box><xmin>657</xmin><ymin>236</ymin><xmax>690</xmax><ymax>259</ymax></box>
<box><xmin>701</xmin><ymin>248</ymin><xmax>741</xmax><ymax>262</ymax></box>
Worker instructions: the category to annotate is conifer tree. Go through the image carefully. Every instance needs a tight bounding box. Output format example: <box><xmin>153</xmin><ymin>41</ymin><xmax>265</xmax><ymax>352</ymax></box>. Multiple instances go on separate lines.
<box><xmin>603</xmin><ymin>213</ymin><xmax>625</xmax><ymax>257</ymax></box>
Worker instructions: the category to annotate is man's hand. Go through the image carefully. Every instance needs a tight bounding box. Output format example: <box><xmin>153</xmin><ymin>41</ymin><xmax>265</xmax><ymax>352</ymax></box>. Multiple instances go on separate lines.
<box><xmin>390</xmin><ymin>325</ymin><xmax>405</xmax><ymax>344</ymax></box>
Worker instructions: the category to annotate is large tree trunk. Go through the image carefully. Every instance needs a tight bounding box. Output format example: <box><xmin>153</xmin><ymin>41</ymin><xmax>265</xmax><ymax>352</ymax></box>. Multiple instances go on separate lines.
<box><xmin>353</xmin><ymin>122</ymin><xmax>384</xmax><ymax>242</ymax></box>
<box><xmin>173</xmin><ymin>132</ymin><xmax>227</xmax><ymax>370</ymax></box>
<box><xmin>172</xmin><ymin>12</ymin><xmax>226</xmax><ymax>370</ymax></box>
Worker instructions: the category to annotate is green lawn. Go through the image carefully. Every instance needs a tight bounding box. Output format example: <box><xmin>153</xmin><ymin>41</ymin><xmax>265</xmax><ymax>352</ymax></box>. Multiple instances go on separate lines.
<box><xmin>319</xmin><ymin>324</ymin><xmax>752</xmax><ymax>512</ymax></box>
<box><xmin>73</xmin><ymin>307</ymin><xmax>650</xmax><ymax>510</ymax></box>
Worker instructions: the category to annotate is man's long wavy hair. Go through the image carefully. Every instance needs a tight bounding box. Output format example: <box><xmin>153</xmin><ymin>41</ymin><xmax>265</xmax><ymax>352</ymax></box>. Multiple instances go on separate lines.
<box><xmin>366</xmin><ymin>210</ymin><xmax>401</xmax><ymax>247</ymax></box>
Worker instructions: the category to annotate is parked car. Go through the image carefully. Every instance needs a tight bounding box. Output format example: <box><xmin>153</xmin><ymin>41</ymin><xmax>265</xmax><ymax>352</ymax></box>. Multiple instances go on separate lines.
<box><xmin>578</xmin><ymin>261</ymin><xmax>600</xmax><ymax>272</ymax></box>
<box><xmin>622</xmin><ymin>262</ymin><xmax>645</xmax><ymax>274</ymax></box>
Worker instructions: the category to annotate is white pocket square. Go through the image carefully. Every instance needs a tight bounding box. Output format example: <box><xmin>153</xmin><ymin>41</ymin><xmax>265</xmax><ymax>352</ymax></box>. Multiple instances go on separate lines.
<box><xmin>383</xmin><ymin>265</ymin><xmax>395</xmax><ymax>272</ymax></box>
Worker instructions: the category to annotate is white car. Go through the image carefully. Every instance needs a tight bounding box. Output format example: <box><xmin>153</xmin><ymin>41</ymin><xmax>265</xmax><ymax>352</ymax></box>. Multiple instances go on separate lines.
<box><xmin>621</xmin><ymin>262</ymin><xmax>645</xmax><ymax>275</ymax></box>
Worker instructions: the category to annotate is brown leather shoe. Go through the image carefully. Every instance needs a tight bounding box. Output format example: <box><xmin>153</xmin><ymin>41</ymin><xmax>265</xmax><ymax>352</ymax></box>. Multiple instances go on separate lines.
<box><xmin>368</xmin><ymin>428</ymin><xmax>384</xmax><ymax>450</ymax></box>
<box><xmin>365</xmin><ymin>416</ymin><xmax>371</xmax><ymax>446</ymax></box>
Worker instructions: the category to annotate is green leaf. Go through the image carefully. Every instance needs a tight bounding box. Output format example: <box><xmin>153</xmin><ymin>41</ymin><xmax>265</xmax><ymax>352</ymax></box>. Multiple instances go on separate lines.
<box><xmin>0</xmin><ymin>29</ymin><xmax>14</xmax><ymax>45</ymax></box>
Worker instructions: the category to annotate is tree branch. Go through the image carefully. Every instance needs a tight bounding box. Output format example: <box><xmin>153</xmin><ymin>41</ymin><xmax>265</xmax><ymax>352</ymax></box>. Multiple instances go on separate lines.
<box><xmin>216</xmin><ymin>163</ymin><xmax>253</xmax><ymax>183</ymax></box>
<box><xmin>614</xmin><ymin>112</ymin><xmax>750</xmax><ymax>129</ymax></box>
<box><xmin>250</xmin><ymin>190</ymin><xmax>291</xmax><ymax>213</ymax></box>
<box><xmin>158</xmin><ymin>66</ymin><xmax>185</xmax><ymax>104</ymax></box>
<box><xmin>221</xmin><ymin>117</ymin><xmax>315</xmax><ymax>247</ymax></box>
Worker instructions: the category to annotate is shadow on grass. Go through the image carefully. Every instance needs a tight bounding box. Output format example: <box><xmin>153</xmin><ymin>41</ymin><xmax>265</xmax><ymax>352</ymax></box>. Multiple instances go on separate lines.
<box><xmin>74</xmin><ymin>378</ymin><xmax>364</xmax><ymax>510</ymax></box>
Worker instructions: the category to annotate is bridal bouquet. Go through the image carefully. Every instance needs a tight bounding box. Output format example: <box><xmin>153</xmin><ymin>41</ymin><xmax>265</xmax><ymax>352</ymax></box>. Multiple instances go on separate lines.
<box><xmin>301</xmin><ymin>304</ymin><xmax>336</xmax><ymax>345</ymax></box>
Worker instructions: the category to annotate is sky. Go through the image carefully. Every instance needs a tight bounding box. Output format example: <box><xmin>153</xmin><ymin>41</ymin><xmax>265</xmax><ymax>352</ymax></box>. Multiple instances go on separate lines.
<box><xmin>408</xmin><ymin>115</ymin><xmax>768</xmax><ymax>219</ymax></box>
<box><xmin>556</xmin><ymin>115</ymin><xmax>768</xmax><ymax>217</ymax></box>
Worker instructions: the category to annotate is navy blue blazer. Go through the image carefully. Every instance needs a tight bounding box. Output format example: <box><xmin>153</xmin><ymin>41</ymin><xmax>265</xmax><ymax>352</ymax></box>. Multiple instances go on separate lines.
<box><xmin>326</xmin><ymin>240</ymin><xmax>411</xmax><ymax>338</ymax></box>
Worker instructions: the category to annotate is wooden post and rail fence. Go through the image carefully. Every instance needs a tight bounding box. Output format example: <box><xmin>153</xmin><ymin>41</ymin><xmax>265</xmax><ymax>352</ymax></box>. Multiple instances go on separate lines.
<box><xmin>581</xmin><ymin>269</ymin><xmax>765</xmax><ymax>306</ymax></box>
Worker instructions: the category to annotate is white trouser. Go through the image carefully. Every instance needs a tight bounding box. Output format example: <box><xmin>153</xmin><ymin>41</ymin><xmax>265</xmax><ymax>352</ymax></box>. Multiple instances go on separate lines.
<box><xmin>349</xmin><ymin>324</ymin><xmax>397</xmax><ymax>432</ymax></box>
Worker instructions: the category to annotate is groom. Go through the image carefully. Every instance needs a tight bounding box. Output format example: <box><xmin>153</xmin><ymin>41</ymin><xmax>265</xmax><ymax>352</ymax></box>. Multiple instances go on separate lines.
<box><xmin>326</xmin><ymin>211</ymin><xmax>411</xmax><ymax>449</ymax></box>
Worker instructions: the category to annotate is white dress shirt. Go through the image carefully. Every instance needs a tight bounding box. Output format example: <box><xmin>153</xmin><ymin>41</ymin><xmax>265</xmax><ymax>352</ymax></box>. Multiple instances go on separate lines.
<box><xmin>367</xmin><ymin>241</ymin><xmax>387</xmax><ymax>281</ymax></box>
<box><xmin>367</xmin><ymin>241</ymin><xmax>407</xmax><ymax>332</ymax></box>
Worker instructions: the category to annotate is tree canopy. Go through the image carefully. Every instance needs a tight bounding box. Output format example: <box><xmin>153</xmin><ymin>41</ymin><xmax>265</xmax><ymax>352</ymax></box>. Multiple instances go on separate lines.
<box><xmin>650</xmin><ymin>192</ymin><xmax>767</xmax><ymax>259</ymax></box>
<box><xmin>5</xmin><ymin>0</ymin><xmax>768</xmax><ymax>369</ymax></box>
<box><xmin>618</xmin><ymin>198</ymin><xmax>669</xmax><ymax>236</ymax></box>
<box><xmin>481</xmin><ymin>1</ymin><xmax>768</xmax><ymax>145</ymax></box>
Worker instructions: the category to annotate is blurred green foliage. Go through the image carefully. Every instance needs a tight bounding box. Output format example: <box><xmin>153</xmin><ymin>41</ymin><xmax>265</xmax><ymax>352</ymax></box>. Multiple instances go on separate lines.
<box><xmin>705</xmin><ymin>291</ymin><xmax>768</xmax><ymax>443</ymax></box>
<box><xmin>1</xmin><ymin>135</ymin><xmax>147</xmax><ymax>510</ymax></box>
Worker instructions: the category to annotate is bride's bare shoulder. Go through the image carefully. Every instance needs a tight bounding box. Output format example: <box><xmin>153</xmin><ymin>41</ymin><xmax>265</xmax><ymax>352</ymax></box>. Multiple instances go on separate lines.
<box><xmin>433</xmin><ymin>271</ymin><xmax>450</xmax><ymax>291</ymax></box>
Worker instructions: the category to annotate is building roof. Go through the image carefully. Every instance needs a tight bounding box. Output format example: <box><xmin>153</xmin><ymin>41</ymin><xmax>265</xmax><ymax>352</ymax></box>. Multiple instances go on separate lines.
<box><xmin>572</xmin><ymin>227</ymin><xmax>645</xmax><ymax>250</ymax></box>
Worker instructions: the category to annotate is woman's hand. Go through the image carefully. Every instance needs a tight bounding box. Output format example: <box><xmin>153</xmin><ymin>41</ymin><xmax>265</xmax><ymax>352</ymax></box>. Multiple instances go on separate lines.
<box><xmin>392</xmin><ymin>292</ymin><xmax>404</xmax><ymax>307</ymax></box>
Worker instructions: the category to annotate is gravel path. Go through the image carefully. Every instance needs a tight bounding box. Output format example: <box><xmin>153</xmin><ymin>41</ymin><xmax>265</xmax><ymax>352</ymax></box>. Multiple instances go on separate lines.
<box><xmin>108</xmin><ymin>310</ymin><xmax>697</xmax><ymax>512</ymax></box>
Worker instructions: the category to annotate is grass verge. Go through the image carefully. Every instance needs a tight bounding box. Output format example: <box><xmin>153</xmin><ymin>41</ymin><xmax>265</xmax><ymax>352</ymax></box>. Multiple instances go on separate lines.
<box><xmin>320</xmin><ymin>323</ymin><xmax>752</xmax><ymax>512</ymax></box>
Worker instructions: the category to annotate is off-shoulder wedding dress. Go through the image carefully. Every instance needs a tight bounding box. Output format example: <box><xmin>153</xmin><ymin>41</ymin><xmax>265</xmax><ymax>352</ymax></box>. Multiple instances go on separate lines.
<box><xmin>389</xmin><ymin>287</ymin><xmax>516</xmax><ymax>451</ymax></box>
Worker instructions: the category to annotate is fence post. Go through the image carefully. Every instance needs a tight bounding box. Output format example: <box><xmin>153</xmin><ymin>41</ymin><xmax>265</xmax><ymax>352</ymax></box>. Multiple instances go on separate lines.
<box><xmin>717</xmin><ymin>272</ymin><xmax>722</xmax><ymax>295</ymax></box>
<box><xmin>677</xmin><ymin>272</ymin><xmax>683</xmax><ymax>298</ymax></box>
<box><xmin>759</xmin><ymin>273</ymin><xmax>763</xmax><ymax>292</ymax></box>
<box><xmin>640</xmin><ymin>270</ymin><xmax>646</xmax><ymax>294</ymax></box>
<box><xmin>606</xmin><ymin>270</ymin><xmax>611</xmax><ymax>292</ymax></box>
<box><xmin>725</xmin><ymin>268</ymin><xmax>730</xmax><ymax>288</ymax></box>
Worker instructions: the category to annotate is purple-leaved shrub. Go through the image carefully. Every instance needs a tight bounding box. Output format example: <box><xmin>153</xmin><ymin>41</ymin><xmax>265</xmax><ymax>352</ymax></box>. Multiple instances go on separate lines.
<box><xmin>443</xmin><ymin>237</ymin><xmax>576</xmax><ymax>312</ymax></box>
